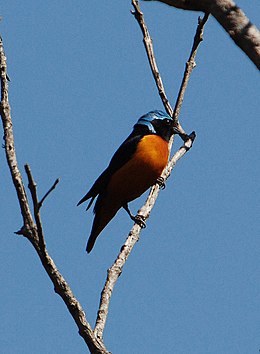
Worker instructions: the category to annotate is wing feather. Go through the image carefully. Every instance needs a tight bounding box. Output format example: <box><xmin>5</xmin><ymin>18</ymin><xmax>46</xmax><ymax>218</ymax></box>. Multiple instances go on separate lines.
<box><xmin>77</xmin><ymin>132</ymin><xmax>143</xmax><ymax>208</ymax></box>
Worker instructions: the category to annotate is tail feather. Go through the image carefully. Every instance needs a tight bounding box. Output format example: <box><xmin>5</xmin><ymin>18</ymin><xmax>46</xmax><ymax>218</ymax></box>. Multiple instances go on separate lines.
<box><xmin>77</xmin><ymin>194</ymin><xmax>95</xmax><ymax>210</ymax></box>
<box><xmin>86</xmin><ymin>234</ymin><xmax>96</xmax><ymax>253</ymax></box>
<box><xmin>77</xmin><ymin>192</ymin><xmax>92</xmax><ymax>207</ymax></box>
<box><xmin>77</xmin><ymin>169</ymin><xmax>110</xmax><ymax>207</ymax></box>
<box><xmin>86</xmin><ymin>205</ymin><xmax>119</xmax><ymax>253</ymax></box>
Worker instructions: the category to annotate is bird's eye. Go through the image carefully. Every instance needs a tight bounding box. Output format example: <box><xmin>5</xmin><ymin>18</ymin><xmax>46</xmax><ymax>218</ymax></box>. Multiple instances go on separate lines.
<box><xmin>165</xmin><ymin>119</ymin><xmax>171</xmax><ymax>125</ymax></box>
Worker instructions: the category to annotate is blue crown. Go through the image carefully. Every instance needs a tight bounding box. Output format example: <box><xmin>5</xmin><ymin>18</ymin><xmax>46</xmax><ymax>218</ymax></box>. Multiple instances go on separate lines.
<box><xmin>135</xmin><ymin>110</ymin><xmax>172</xmax><ymax>133</ymax></box>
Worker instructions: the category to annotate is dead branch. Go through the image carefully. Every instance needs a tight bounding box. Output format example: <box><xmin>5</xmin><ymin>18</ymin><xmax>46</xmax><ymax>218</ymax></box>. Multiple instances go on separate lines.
<box><xmin>173</xmin><ymin>13</ymin><xmax>209</xmax><ymax>122</ymax></box>
<box><xmin>0</xmin><ymin>35</ymin><xmax>35</xmax><ymax>235</ymax></box>
<box><xmin>1</xmin><ymin>0</ymin><xmax>208</xmax><ymax>349</ymax></box>
<box><xmin>38</xmin><ymin>176</ymin><xmax>60</xmax><ymax>209</ymax></box>
<box><xmin>94</xmin><ymin>0</ymin><xmax>204</xmax><ymax>340</ymax></box>
<box><xmin>143</xmin><ymin>0</ymin><xmax>260</xmax><ymax>69</ymax></box>
<box><xmin>0</xmin><ymin>35</ymin><xmax>109</xmax><ymax>354</ymax></box>
<box><xmin>94</xmin><ymin>133</ymin><xmax>195</xmax><ymax>340</ymax></box>
<box><xmin>132</xmin><ymin>1</ymin><xmax>173</xmax><ymax>116</ymax></box>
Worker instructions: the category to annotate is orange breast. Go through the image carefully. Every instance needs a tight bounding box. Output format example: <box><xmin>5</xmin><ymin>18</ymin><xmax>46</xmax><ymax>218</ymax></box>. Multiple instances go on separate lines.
<box><xmin>105</xmin><ymin>135</ymin><xmax>169</xmax><ymax>206</ymax></box>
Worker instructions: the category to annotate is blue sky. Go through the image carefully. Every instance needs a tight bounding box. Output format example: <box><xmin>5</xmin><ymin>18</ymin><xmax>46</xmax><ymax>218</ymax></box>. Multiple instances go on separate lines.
<box><xmin>0</xmin><ymin>1</ymin><xmax>259</xmax><ymax>353</ymax></box>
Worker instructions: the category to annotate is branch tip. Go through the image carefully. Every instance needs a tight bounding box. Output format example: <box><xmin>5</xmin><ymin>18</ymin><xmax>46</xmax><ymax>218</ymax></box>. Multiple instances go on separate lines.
<box><xmin>14</xmin><ymin>225</ymin><xmax>31</xmax><ymax>237</ymax></box>
<box><xmin>14</xmin><ymin>228</ymin><xmax>24</xmax><ymax>235</ymax></box>
<box><xmin>38</xmin><ymin>177</ymin><xmax>60</xmax><ymax>209</ymax></box>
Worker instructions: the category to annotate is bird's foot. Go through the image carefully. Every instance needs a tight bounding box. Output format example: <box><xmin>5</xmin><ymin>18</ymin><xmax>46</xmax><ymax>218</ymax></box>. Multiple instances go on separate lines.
<box><xmin>133</xmin><ymin>214</ymin><xmax>146</xmax><ymax>229</ymax></box>
<box><xmin>156</xmin><ymin>176</ymin><xmax>166</xmax><ymax>189</ymax></box>
<box><xmin>123</xmin><ymin>204</ymin><xmax>147</xmax><ymax>228</ymax></box>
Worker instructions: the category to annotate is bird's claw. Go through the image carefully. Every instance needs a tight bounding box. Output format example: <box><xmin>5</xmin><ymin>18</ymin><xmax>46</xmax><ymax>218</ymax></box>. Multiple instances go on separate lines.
<box><xmin>133</xmin><ymin>214</ymin><xmax>146</xmax><ymax>228</ymax></box>
<box><xmin>156</xmin><ymin>176</ymin><xmax>166</xmax><ymax>189</ymax></box>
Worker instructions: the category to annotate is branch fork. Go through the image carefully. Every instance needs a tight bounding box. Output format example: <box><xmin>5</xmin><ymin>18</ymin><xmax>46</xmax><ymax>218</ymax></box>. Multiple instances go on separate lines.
<box><xmin>93</xmin><ymin>1</ymin><xmax>207</xmax><ymax>341</ymax></box>
<box><xmin>1</xmin><ymin>1</ymin><xmax>208</xmax><ymax>352</ymax></box>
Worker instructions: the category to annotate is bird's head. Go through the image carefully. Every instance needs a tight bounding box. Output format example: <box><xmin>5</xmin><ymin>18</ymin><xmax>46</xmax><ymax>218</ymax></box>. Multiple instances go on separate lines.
<box><xmin>134</xmin><ymin>110</ymin><xmax>179</xmax><ymax>142</ymax></box>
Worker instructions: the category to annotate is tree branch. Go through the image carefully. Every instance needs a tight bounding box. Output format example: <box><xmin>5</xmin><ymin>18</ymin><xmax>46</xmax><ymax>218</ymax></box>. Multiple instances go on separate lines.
<box><xmin>173</xmin><ymin>13</ymin><xmax>209</xmax><ymax>123</ymax></box>
<box><xmin>143</xmin><ymin>0</ymin><xmax>260</xmax><ymax>69</ymax></box>
<box><xmin>0</xmin><ymin>35</ymin><xmax>35</xmax><ymax>236</ymax></box>
<box><xmin>38</xmin><ymin>176</ymin><xmax>60</xmax><ymax>210</ymax></box>
<box><xmin>24</xmin><ymin>164</ymin><xmax>46</xmax><ymax>251</ymax></box>
<box><xmin>131</xmin><ymin>1</ymin><xmax>208</xmax><ymax>132</ymax></box>
<box><xmin>94</xmin><ymin>136</ymin><xmax>195</xmax><ymax>340</ymax></box>
<box><xmin>132</xmin><ymin>1</ymin><xmax>173</xmax><ymax>116</ymax></box>
<box><xmin>94</xmin><ymin>0</ymin><xmax>202</xmax><ymax>340</ymax></box>
<box><xmin>0</xmin><ymin>35</ymin><xmax>109</xmax><ymax>354</ymax></box>
<box><xmin>1</xmin><ymin>0</ymin><xmax>207</xmax><ymax>348</ymax></box>
<box><xmin>32</xmin><ymin>241</ymin><xmax>109</xmax><ymax>354</ymax></box>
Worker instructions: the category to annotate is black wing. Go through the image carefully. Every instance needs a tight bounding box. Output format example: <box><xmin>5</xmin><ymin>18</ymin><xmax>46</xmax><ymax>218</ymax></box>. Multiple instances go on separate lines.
<box><xmin>77</xmin><ymin>131</ymin><xmax>144</xmax><ymax>208</ymax></box>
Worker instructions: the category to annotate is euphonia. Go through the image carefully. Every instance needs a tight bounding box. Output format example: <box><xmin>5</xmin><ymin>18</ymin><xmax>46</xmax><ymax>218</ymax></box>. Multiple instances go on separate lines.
<box><xmin>78</xmin><ymin>110</ymin><xmax>184</xmax><ymax>253</ymax></box>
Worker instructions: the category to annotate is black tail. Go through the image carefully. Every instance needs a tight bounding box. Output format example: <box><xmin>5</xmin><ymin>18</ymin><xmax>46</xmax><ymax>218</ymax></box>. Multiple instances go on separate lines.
<box><xmin>86</xmin><ymin>235</ymin><xmax>96</xmax><ymax>253</ymax></box>
<box><xmin>85</xmin><ymin>215</ymin><xmax>102</xmax><ymax>253</ymax></box>
<box><xmin>85</xmin><ymin>201</ymin><xmax>120</xmax><ymax>253</ymax></box>
<box><xmin>77</xmin><ymin>193</ymin><xmax>95</xmax><ymax>210</ymax></box>
<box><xmin>77</xmin><ymin>169</ymin><xmax>110</xmax><ymax>208</ymax></box>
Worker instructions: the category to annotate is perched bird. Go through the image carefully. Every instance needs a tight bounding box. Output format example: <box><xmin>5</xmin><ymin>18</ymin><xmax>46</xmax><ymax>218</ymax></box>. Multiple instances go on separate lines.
<box><xmin>78</xmin><ymin>110</ymin><xmax>183</xmax><ymax>253</ymax></box>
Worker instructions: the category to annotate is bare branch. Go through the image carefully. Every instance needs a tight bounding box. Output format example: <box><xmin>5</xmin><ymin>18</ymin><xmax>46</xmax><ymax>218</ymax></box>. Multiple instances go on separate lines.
<box><xmin>0</xmin><ymin>35</ymin><xmax>109</xmax><ymax>354</ymax></box>
<box><xmin>131</xmin><ymin>0</ymin><xmax>173</xmax><ymax>116</ymax></box>
<box><xmin>94</xmin><ymin>136</ymin><xmax>195</xmax><ymax>340</ymax></box>
<box><xmin>131</xmin><ymin>1</ymin><xmax>208</xmax><ymax>135</ymax></box>
<box><xmin>24</xmin><ymin>164</ymin><xmax>47</xmax><ymax>252</ymax></box>
<box><xmin>1</xmin><ymin>0</ymin><xmax>205</xmax><ymax>348</ymax></box>
<box><xmin>33</xmin><ymin>244</ymin><xmax>109</xmax><ymax>354</ymax></box>
<box><xmin>38</xmin><ymin>177</ymin><xmax>60</xmax><ymax>209</ymax></box>
<box><xmin>173</xmin><ymin>13</ymin><xmax>209</xmax><ymax>123</ymax></box>
<box><xmin>0</xmin><ymin>35</ymin><xmax>35</xmax><ymax>234</ymax></box>
<box><xmin>94</xmin><ymin>1</ymin><xmax>201</xmax><ymax>339</ymax></box>
<box><xmin>144</xmin><ymin>0</ymin><xmax>260</xmax><ymax>69</ymax></box>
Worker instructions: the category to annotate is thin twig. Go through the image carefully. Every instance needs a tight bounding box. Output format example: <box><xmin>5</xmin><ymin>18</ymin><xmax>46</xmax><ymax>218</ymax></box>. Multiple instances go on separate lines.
<box><xmin>173</xmin><ymin>13</ymin><xmax>209</xmax><ymax>123</ymax></box>
<box><xmin>131</xmin><ymin>0</ymin><xmax>191</xmax><ymax>139</ymax></box>
<box><xmin>24</xmin><ymin>164</ymin><xmax>46</xmax><ymax>252</ymax></box>
<box><xmin>24</xmin><ymin>164</ymin><xmax>60</xmax><ymax>253</ymax></box>
<box><xmin>131</xmin><ymin>0</ymin><xmax>173</xmax><ymax>116</ymax></box>
<box><xmin>38</xmin><ymin>177</ymin><xmax>60</xmax><ymax>209</ymax></box>
<box><xmin>94</xmin><ymin>1</ymin><xmax>205</xmax><ymax>339</ymax></box>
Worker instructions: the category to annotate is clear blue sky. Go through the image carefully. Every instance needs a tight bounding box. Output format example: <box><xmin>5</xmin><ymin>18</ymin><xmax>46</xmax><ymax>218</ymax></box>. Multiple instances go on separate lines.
<box><xmin>0</xmin><ymin>1</ymin><xmax>259</xmax><ymax>353</ymax></box>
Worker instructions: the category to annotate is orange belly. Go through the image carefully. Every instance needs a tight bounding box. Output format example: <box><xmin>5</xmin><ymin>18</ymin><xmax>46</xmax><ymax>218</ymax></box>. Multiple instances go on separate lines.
<box><xmin>105</xmin><ymin>135</ymin><xmax>169</xmax><ymax>206</ymax></box>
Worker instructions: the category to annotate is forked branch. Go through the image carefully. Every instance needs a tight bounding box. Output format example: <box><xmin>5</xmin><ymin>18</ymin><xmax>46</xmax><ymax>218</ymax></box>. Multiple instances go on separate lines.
<box><xmin>132</xmin><ymin>1</ymin><xmax>173</xmax><ymax>116</ymax></box>
<box><xmin>173</xmin><ymin>13</ymin><xmax>209</xmax><ymax>122</ymax></box>
<box><xmin>143</xmin><ymin>0</ymin><xmax>260</xmax><ymax>69</ymax></box>
<box><xmin>94</xmin><ymin>0</ymin><xmax>207</xmax><ymax>341</ymax></box>
<box><xmin>1</xmin><ymin>0</ymin><xmax>208</xmax><ymax>349</ymax></box>
<box><xmin>0</xmin><ymin>35</ymin><xmax>109</xmax><ymax>354</ymax></box>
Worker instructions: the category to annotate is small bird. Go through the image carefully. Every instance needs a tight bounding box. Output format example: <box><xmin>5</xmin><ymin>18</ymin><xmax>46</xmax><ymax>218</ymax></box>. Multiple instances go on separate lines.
<box><xmin>78</xmin><ymin>110</ymin><xmax>184</xmax><ymax>253</ymax></box>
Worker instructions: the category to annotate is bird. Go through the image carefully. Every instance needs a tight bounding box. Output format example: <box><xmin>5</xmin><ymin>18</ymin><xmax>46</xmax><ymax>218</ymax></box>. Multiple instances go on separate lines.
<box><xmin>78</xmin><ymin>110</ymin><xmax>184</xmax><ymax>253</ymax></box>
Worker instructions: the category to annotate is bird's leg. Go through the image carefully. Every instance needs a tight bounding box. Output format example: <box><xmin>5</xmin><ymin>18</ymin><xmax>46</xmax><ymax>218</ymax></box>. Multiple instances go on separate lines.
<box><xmin>156</xmin><ymin>176</ymin><xmax>166</xmax><ymax>189</ymax></box>
<box><xmin>123</xmin><ymin>204</ymin><xmax>146</xmax><ymax>228</ymax></box>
